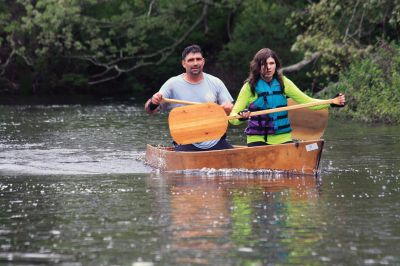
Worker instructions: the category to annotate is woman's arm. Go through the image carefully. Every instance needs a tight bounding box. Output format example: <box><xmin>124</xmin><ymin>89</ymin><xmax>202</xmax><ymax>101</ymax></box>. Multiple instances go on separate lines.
<box><xmin>229</xmin><ymin>83</ymin><xmax>254</xmax><ymax>125</ymax></box>
<box><xmin>283</xmin><ymin>77</ymin><xmax>330</xmax><ymax>109</ymax></box>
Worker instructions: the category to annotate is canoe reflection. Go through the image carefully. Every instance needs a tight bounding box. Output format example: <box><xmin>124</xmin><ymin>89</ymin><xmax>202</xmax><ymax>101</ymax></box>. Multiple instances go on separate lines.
<box><xmin>149</xmin><ymin>173</ymin><xmax>321</xmax><ymax>265</ymax></box>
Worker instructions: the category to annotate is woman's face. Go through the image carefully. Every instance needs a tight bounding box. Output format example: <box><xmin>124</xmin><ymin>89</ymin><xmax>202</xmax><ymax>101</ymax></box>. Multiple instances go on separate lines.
<box><xmin>261</xmin><ymin>57</ymin><xmax>276</xmax><ymax>81</ymax></box>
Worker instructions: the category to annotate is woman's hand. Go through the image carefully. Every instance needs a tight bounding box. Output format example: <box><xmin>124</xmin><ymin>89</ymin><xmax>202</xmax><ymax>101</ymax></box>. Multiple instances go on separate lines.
<box><xmin>238</xmin><ymin>109</ymin><xmax>251</xmax><ymax>120</ymax></box>
<box><xmin>331</xmin><ymin>93</ymin><xmax>346</xmax><ymax>107</ymax></box>
<box><xmin>336</xmin><ymin>93</ymin><xmax>346</xmax><ymax>106</ymax></box>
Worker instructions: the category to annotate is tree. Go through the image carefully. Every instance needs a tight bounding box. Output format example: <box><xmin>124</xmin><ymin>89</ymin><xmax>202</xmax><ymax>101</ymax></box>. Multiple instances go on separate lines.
<box><xmin>322</xmin><ymin>41</ymin><xmax>400</xmax><ymax>123</ymax></box>
<box><xmin>0</xmin><ymin>0</ymin><xmax>240</xmax><ymax>93</ymax></box>
<box><xmin>216</xmin><ymin>0</ymin><xmax>310</xmax><ymax>91</ymax></box>
<box><xmin>288</xmin><ymin>0</ymin><xmax>400</xmax><ymax>88</ymax></box>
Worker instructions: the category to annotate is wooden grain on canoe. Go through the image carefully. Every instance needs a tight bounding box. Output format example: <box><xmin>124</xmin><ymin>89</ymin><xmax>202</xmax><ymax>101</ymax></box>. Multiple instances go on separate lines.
<box><xmin>145</xmin><ymin>140</ymin><xmax>324</xmax><ymax>175</ymax></box>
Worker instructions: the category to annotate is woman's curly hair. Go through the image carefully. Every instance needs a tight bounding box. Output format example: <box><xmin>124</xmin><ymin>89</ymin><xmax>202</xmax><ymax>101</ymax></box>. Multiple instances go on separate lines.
<box><xmin>245</xmin><ymin>48</ymin><xmax>284</xmax><ymax>95</ymax></box>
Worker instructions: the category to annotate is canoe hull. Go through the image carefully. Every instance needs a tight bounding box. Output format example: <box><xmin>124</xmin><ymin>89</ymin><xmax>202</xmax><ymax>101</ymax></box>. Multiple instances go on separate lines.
<box><xmin>145</xmin><ymin>140</ymin><xmax>324</xmax><ymax>175</ymax></box>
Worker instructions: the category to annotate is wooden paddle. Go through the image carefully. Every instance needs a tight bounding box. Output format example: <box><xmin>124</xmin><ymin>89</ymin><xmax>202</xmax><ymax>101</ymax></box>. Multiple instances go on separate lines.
<box><xmin>162</xmin><ymin>98</ymin><xmax>202</xmax><ymax>105</ymax></box>
<box><xmin>287</xmin><ymin>99</ymin><xmax>328</xmax><ymax>141</ymax></box>
<box><xmin>169</xmin><ymin>98</ymin><xmax>337</xmax><ymax>144</ymax></box>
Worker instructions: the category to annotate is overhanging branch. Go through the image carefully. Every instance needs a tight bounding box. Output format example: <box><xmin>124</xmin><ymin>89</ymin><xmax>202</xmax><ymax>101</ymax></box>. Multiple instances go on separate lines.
<box><xmin>281</xmin><ymin>52</ymin><xmax>321</xmax><ymax>73</ymax></box>
<box><xmin>83</xmin><ymin>3</ymin><xmax>210</xmax><ymax>85</ymax></box>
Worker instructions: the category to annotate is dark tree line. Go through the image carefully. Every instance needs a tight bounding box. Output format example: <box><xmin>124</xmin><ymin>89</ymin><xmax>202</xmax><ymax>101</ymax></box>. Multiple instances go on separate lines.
<box><xmin>1</xmin><ymin>0</ymin><xmax>400</xmax><ymax>122</ymax></box>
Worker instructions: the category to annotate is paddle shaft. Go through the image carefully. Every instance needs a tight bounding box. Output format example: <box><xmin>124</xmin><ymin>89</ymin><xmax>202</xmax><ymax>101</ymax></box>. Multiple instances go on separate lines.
<box><xmin>163</xmin><ymin>97</ymin><xmax>336</xmax><ymax>117</ymax></box>
<box><xmin>228</xmin><ymin>99</ymin><xmax>335</xmax><ymax>120</ymax></box>
<box><xmin>162</xmin><ymin>98</ymin><xmax>202</xmax><ymax>105</ymax></box>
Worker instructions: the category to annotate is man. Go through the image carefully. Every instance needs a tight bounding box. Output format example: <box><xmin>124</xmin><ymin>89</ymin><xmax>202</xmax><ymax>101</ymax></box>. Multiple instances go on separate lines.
<box><xmin>145</xmin><ymin>44</ymin><xmax>234</xmax><ymax>151</ymax></box>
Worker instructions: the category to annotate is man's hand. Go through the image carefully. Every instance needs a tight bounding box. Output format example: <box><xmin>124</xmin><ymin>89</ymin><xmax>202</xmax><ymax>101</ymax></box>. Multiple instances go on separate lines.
<box><xmin>221</xmin><ymin>102</ymin><xmax>233</xmax><ymax>115</ymax></box>
<box><xmin>151</xmin><ymin>92</ymin><xmax>163</xmax><ymax>105</ymax></box>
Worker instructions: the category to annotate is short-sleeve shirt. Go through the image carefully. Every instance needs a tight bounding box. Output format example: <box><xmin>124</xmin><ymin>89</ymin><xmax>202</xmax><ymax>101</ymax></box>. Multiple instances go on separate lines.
<box><xmin>159</xmin><ymin>72</ymin><xmax>233</xmax><ymax>149</ymax></box>
<box><xmin>159</xmin><ymin>73</ymin><xmax>233</xmax><ymax>112</ymax></box>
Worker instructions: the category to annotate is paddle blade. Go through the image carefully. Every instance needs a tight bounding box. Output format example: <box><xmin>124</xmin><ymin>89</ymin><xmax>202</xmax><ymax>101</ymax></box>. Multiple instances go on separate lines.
<box><xmin>288</xmin><ymin>99</ymin><xmax>329</xmax><ymax>140</ymax></box>
<box><xmin>168</xmin><ymin>103</ymin><xmax>228</xmax><ymax>145</ymax></box>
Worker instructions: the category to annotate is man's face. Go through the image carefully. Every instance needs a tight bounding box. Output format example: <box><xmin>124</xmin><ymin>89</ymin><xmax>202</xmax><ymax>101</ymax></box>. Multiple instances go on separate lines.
<box><xmin>181</xmin><ymin>52</ymin><xmax>205</xmax><ymax>76</ymax></box>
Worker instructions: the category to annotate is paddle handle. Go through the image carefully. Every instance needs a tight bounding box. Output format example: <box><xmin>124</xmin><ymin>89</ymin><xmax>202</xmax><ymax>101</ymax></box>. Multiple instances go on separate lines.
<box><xmin>227</xmin><ymin>99</ymin><xmax>335</xmax><ymax>120</ymax></box>
<box><xmin>162</xmin><ymin>98</ymin><xmax>202</xmax><ymax>105</ymax></box>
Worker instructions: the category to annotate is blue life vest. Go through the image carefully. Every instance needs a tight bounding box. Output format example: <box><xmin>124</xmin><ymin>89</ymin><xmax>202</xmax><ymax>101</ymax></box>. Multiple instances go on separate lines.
<box><xmin>245</xmin><ymin>78</ymin><xmax>292</xmax><ymax>136</ymax></box>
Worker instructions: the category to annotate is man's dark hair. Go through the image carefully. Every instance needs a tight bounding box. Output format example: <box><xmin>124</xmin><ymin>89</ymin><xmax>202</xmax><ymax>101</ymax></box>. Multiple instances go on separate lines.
<box><xmin>181</xmin><ymin>44</ymin><xmax>203</xmax><ymax>60</ymax></box>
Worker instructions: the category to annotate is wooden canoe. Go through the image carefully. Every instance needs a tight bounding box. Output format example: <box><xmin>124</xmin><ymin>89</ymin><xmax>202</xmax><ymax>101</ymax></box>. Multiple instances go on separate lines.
<box><xmin>145</xmin><ymin>140</ymin><xmax>324</xmax><ymax>175</ymax></box>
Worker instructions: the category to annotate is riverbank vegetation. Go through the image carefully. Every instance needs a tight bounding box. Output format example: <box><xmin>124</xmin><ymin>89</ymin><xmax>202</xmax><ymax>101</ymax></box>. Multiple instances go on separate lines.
<box><xmin>1</xmin><ymin>0</ymin><xmax>399</xmax><ymax>123</ymax></box>
<box><xmin>324</xmin><ymin>42</ymin><xmax>400</xmax><ymax>123</ymax></box>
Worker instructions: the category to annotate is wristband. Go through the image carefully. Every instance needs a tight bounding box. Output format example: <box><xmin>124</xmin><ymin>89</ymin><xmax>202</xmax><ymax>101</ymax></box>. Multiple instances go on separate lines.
<box><xmin>148</xmin><ymin>101</ymin><xmax>159</xmax><ymax>111</ymax></box>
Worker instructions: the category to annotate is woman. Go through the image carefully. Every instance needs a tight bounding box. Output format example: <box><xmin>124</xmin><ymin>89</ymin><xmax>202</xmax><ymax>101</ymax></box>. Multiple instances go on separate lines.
<box><xmin>229</xmin><ymin>48</ymin><xmax>346</xmax><ymax>146</ymax></box>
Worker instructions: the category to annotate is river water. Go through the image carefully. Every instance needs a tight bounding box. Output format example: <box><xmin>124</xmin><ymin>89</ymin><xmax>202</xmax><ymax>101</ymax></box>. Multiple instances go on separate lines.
<box><xmin>0</xmin><ymin>102</ymin><xmax>399</xmax><ymax>265</ymax></box>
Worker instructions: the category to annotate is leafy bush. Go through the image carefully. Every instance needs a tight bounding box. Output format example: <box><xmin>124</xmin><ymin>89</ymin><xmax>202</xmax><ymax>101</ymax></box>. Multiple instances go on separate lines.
<box><xmin>324</xmin><ymin>42</ymin><xmax>400</xmax><ymax>123</ymax></box>
<box><xmin>217</xmin><ymin>0</ymin><xmax>307</xmax><ymax>91</ymax></box>
<box><xmin>62</xmin><ymin>73</ymin><xmax>88</xmax><ymax>87</ymax></box>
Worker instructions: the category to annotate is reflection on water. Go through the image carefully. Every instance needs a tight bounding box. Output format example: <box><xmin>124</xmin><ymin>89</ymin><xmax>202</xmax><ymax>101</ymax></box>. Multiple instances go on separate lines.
<box><xmin>154</xmin><ymin>174</ymin><xmax>322</xmax><ymax>265</ymax></box>
<box><xmin>0</xmin><ymin>102</ymin><xmax>399</xmax><ymax>265</ymax></box>
<box><xmin>0</xmin><ymin>173</ymin><xmax>326</xmax><ymax>265</ymax></box>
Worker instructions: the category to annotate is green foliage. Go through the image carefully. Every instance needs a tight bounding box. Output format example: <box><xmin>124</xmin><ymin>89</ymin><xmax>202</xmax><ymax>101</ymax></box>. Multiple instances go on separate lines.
<box><xmin>288</xmin><ymin>0</ymin><xmax>400</xmax><ymax>87</ymax></box>
<box><xmin>122</xmin><ymin>75</ymin><xmax>146</xmax><ymax>95</ymax></box>
<box><xmin>324</xmin><ymin>42</ymin><xmax>400</xmax><ymax>123</ymax></box>
<box><xmin>217</xmin><ymin>0</ymin><xmax>307</xmax><ymax>89</ymax></box>
<box><xmin>1</xmin><ymin>0</ymin><xmax>399</xmax><ymax>118</ymax></box>
<box><xmin>16</xmin><ymin>0</ymin><xmax>177</xmax><ymax>60</ymax></box>
<box><xmin>62</xmin><ymin>73</ymin><xmax>88</xmax><ymax>87</ymax></box>
<box><xmin>0</xmin><ymin>0</ymin><xmax>239</xmax><ymax>93</ymax></box>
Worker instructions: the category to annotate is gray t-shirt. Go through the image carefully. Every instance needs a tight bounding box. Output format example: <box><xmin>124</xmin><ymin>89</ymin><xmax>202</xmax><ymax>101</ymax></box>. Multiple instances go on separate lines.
<box><xmin>159</xmin><ymin>73</ymin><xmax>233</xmax><ymax>149</ymax></box>
<box><xmin>159</xmin><ymin>73</ymin><xmax>233</xmax><ymax>111</ymax></box>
